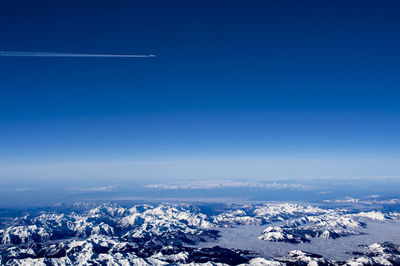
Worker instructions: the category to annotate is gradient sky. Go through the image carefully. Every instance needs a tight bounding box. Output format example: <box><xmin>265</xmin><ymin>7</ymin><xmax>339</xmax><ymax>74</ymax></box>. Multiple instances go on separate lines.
<box><xmin>1</xmin><ymin>1</ymin><xmax>400</xmax><ymax>182</ymax></box>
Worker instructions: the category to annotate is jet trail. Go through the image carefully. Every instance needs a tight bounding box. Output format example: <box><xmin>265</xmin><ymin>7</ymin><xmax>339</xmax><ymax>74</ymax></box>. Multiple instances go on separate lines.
<box><xmin>0</xmin><ymin>51</ymin><xmax>156</xmax><ymax>58</ymax></box>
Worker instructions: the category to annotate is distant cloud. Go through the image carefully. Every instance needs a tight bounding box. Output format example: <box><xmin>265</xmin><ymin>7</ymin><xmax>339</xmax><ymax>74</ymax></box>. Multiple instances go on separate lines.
<box><xmin>144</xmin><ymin>180</ymin><xmax>309</xmax><ymax>190</ymax></box>
<box><xmin>69</xmin><ymin>186</ymin><xmax>116</xmax><ymax>193</ymax></box>
<box><xmin>15</xmin><ymin>188</ymin><xmax>35</xmax><ymax>192</ymax></box>
<box><xmin>323</xmin><ymin>196</ymin><xmax>400</xmax><ymax>205</ymax></box>
<box><xmin>88</xmin><ymin>186</ymin><xmax>116</xmax><ymax>192</ymax></box>
<box><xmin>323</xmin><ymin>197</ymin><xmax>360</xmax><ymax>204</ymax></box>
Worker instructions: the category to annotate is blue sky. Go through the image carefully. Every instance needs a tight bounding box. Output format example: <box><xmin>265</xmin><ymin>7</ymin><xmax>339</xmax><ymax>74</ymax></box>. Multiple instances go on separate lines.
<box><xmin>1</xmin><ymin>1</ymin><xmax>400</xmax><ymax>182</ymax></box>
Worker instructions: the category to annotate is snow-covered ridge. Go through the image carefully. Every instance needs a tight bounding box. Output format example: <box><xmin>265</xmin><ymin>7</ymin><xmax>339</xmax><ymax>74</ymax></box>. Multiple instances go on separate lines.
<box><xmin>258</xmin><ymin>208</ymin><xmax>399</xmax><ymax>243</ymax></box>
<box><xmin>1</xmin><ymin>202</ymin><xmax>399</xmax><ymax>265</ymax></box>
<box><xmin>0</xmin><ymin>203</ymin><xmax>216</xmax><ymax>246</ymax></box>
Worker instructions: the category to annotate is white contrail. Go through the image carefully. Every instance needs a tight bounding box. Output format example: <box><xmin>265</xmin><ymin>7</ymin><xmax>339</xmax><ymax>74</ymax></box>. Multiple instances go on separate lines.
<box><xmin>0</xmin><ymin>51</ymin><xmax>156</xmax><ymax>58</ymax></box>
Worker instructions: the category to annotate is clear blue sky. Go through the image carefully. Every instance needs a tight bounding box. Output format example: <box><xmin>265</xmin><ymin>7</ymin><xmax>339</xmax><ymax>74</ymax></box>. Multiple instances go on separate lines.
<box><xmin>1</xmin><ymin>1</ymin><xmax>400</xmax><ymax>181</ymax></box>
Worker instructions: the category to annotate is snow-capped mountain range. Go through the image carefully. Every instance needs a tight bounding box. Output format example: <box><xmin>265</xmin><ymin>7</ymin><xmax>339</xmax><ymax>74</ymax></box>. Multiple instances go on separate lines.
<box><xmin>1</xmin><ymin>201</ymin><xmax>399</xmax><ymax>265</ymax></box>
